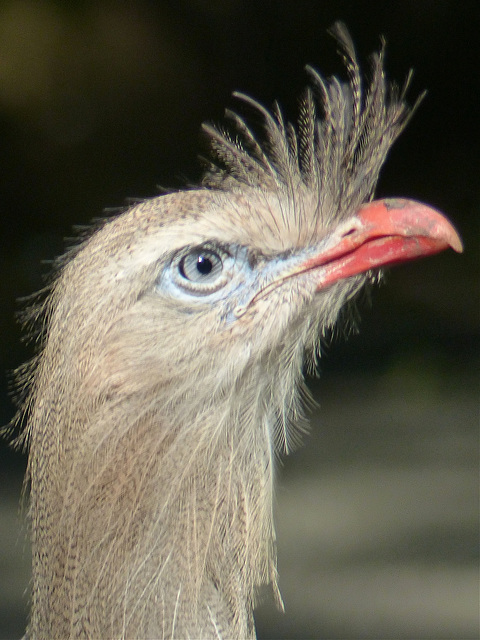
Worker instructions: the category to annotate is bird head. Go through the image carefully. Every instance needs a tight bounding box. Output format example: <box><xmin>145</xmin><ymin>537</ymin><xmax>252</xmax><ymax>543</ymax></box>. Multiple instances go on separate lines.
<box><xmin>33</xmin><ymin>23</ymin><xmax>461</xmax><ymax>459</ymax></box>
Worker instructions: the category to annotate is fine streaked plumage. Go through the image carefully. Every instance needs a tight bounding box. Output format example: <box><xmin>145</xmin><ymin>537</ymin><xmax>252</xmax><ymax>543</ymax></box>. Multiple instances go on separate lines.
<box><xmin>14</xmin><ymin>23</ymin><xmax>462</xmax><ymax>639</ymax></box>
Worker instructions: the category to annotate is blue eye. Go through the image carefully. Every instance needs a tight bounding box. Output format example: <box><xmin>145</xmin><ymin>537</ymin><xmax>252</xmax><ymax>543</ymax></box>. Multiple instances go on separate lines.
<box><xmin>169</xmin><ymin>245</ymin><xmax>233</xmax><ymax>296</ymax></box>
<box><xmin>179</xmin><ymin>250</ymin><xmax>223</xmax><ymax>283</ymax></box>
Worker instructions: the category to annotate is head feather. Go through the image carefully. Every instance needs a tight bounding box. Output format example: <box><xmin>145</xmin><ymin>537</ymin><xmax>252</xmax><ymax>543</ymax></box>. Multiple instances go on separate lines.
<box><xmin>203</xmin><ymin>21</ymin><xmax>423</xmax><ymax>231</ymax></box>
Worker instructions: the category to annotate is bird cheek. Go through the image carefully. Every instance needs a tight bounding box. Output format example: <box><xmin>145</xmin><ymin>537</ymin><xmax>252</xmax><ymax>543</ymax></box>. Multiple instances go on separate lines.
<box><xmin>231</xmin><ymin>297</ymin><xmax>301</xmax><ymax>353</ymax></box>
<box><xmin>81</xmin><ymin>346</ymin><xmax>145</xmax><ymax>398</ymax></box>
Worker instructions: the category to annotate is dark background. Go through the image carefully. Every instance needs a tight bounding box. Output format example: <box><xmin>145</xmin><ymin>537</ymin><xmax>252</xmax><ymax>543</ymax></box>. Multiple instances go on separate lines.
<box><xmin>1</xmin><ymin>1</ymin><xmax>478</xmax><ymax>638</ymax></box>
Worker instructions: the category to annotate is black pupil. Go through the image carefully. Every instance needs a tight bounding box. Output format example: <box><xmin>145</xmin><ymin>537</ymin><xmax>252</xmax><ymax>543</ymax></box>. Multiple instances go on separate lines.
<box><xmin>197</xmin><ymin>254</ymin><xmax>213</xmax><ymax>275</ymax></box>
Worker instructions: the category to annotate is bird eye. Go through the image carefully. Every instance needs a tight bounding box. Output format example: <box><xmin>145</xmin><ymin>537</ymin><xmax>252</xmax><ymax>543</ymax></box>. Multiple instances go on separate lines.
<box><xmin>179</xmin><ymin>250</ymin><xmax>223</xmax><ymax>283</ymax></box>
<box><xmin>171</xmin><ymin>246</ymin><xmax>231</xmax><ymax>295</ymax></box>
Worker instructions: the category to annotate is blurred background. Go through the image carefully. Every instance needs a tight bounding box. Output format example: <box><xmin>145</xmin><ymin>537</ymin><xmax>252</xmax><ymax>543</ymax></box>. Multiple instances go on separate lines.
<box><xmin>0</xmin><ymin>1</ymin><xmax>478</xmax><ymax>638</ymax></box>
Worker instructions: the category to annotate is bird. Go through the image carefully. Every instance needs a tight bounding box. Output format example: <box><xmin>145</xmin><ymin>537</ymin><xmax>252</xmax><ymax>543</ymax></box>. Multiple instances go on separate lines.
<box><xmin>14</xmin><ymin>23</ymin><xmax>462</xmax><ymax>640</ymax></box>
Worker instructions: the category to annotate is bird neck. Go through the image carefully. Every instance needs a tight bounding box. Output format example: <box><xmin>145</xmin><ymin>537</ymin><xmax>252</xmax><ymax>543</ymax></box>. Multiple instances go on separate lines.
<box><xmin>29</xmin><ymin>392</ymin><xmax>277</xmax><ymax>638</ymax></box>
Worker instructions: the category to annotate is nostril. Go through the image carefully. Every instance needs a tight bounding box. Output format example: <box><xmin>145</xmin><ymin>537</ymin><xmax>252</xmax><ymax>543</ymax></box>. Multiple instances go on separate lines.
<box><xmin>336</xmin><ymin>219</ymin><xmax>362</xmax><ymax>239</ymax></box>
<box><xmin>339</xmin><ymin>223</ymin><xmax>361</xmax><ymax>239</ymax></box>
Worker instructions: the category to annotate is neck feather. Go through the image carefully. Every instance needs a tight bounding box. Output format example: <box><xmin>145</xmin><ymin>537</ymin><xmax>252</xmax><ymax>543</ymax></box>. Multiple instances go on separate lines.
<box><xmin>28</xmin><ymin>389</ymin><xmax>277</xmax><ymax>639</ymax></box>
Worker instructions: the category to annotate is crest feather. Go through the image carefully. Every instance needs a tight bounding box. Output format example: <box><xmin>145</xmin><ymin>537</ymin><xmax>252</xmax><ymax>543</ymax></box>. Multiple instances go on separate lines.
<box><xmin>203</xmin><ymin>22</ymin><xmax>424</xmax><ymax>224</ymax></box>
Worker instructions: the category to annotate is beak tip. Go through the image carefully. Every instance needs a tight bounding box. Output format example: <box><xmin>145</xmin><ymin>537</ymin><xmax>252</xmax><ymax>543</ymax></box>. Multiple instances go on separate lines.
<box><xmin>430</xmin><ymin>211</ymin><xmax>463</xmax><ymax>254</ymax></box>
<box><xmin>451</xmin><ymin>235</ymin><xmax>464</xmax><ymax>254</ymax></box>
<box><xmin>369</xmin><ymin>198</ymin><xmax>464</xmax><ymax>255</ymax></box>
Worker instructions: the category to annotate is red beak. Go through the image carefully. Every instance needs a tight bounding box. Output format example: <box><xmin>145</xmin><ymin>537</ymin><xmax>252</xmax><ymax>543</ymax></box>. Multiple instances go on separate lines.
<box><xmin>300</xmin><ymin>199</ymin><xmax>463</xmax><ymax>289</ymax></box>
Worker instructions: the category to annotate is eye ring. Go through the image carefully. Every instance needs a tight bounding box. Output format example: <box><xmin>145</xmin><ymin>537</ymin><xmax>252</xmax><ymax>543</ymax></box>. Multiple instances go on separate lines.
<box><xmin>171</xmin><ymin>246</ymin><xmax>231</xmax><ymax>294</ymax></box>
